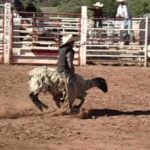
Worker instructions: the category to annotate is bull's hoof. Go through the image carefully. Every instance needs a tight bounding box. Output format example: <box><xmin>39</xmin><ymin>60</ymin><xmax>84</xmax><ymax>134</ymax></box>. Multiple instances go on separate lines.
<box><xmin>71</xmin><ymin>107</ymin><xmax>80</xmax><ymax>114</ymax></box>
<box><xmin>76</xmin><ymin>108</ymin><xmax>90</xmax><ymax>119</ymax></box>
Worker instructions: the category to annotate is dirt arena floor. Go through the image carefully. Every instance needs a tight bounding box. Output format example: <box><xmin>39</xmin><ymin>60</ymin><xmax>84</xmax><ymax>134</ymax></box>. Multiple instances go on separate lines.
<box><xmin>0</xmin><ymin>64</ymin><xmax>150</xmax><ymax>150</ymax></box>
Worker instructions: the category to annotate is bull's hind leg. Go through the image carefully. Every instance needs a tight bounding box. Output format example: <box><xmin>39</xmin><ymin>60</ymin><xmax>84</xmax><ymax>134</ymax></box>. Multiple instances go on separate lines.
<box><xmin>29</xmin><ymin>92</ymin><xmax>48</xmax><ymax>111</ymax></box>
<box><xmin>53</xmin><ymin>94</ymin><xmax>63</xmax><ymax>108</ymax></box>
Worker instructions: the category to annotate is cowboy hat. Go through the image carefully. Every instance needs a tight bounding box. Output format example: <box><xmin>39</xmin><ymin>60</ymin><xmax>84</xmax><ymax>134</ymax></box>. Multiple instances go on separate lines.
<box><xmin>116</xmin><ymin>0</ymin><xmax>127</xmax><ymax>2</ymax></box>
<box><xmin>93</xmin><ymin>2</ymin><xmax>104</xmax><ymax>7</ymax></box>
<box><xmin>61</xmin><ymin>34</ymin><xmax>79</xmax><ymax>46</ymax></box>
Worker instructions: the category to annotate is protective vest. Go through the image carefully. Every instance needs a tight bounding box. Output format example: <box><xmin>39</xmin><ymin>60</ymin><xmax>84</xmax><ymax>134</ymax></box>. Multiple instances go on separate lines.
<box><xmin>57</xmin><ymin>46</ymin><xmax>74</xmax><ymax>74</ymax></box>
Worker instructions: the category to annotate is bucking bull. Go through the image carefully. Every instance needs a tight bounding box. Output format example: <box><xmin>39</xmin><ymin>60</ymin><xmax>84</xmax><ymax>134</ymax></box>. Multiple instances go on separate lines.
<box><xmin>29</xmin><ymin>66</ymin><xmax>108</xmax><ymax>114</ymax></box>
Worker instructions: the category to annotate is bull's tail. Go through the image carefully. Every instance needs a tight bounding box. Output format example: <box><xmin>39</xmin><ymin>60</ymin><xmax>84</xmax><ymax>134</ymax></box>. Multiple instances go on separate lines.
<box><xmin>29</xmin><ymin>92</ymin><xmax>48</xmax><ymax>111</ymax></box>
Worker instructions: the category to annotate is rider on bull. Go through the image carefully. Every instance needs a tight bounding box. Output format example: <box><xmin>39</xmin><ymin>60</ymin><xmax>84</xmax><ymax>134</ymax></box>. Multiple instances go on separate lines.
<box><xmin>57</xmin><ymin>34</ymin><xmax>79</xmax><ymax>113</ymax></box>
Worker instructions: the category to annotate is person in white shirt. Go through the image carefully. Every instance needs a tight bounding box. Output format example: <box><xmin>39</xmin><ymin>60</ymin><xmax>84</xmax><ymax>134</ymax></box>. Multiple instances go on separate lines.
<box><xmin>116</xmin><ymin>0</ymin><xmax>134</xmax><ymax>45</ymax></box>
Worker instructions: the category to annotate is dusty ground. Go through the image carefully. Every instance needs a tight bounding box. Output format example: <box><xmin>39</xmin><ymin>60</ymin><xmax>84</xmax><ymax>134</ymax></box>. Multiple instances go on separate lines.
<box><xmin>0</xmin><ymin>64</ymin><xmax>150</xmax><ymax>150</ymax></box>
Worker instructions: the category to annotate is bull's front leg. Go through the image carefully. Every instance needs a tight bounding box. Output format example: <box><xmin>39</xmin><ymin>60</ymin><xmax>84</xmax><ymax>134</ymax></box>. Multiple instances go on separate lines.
<box><xmin>29</xmin><ymin>92</ymin><xmax>48</xmax><ymax>111</ymax></box>
<box><xmin>53</xmin><ymin>95</ymin><xmax>61</xmax><ymax>108</ymax></box>
<box><xmin>52</xmin><ymin>92</ymin><xmax>66</xmax><ymax>108</ymax></box>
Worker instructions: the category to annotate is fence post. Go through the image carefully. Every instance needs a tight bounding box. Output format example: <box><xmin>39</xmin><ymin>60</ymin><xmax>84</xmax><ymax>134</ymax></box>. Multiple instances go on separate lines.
<box><xmin>80</xmin><ymin>6</ymin><xmax>87</xmax><ymax>66</ymax></box>
<box><xmin>144</xmin><ymin>16</ymin><xmax>149</xmax><ymax>67</ymax></box>
<box><xmin>4</xmin><ymin>3</ymin><xmax>12</xmax><ymax>64</ymax></box>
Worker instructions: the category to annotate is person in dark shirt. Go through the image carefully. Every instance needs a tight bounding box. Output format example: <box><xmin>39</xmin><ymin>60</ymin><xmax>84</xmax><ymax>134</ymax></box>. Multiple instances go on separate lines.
<box><xmin>88</xmin><ymin>2</ymin><xmax>104</xmax><ymax>28</ymax></box>
<box><xmin>57</xmin><ymin>34</ymin><xmax>79</xmax><ymax>78</ymax></box>
<box><xmin>10</xmin><ymin>0</ymin><xmax>25</xmax><ymax>17</ymax></box>
<box><xmin>57</xmin><ymin>34</ymin><xmax>79</xmax><ymax>114</ymax></box>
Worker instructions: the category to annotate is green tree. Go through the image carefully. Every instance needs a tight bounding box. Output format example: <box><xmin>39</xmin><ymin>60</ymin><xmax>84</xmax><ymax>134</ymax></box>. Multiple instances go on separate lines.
<box><xmin>130</xmin><ymin>0</ymin><xmax>150</xmax><ymax>17</ymax></box>
<box><xmin>57</xmin><ymin>0</ymin><xmax>118</xmax><ymax>17</ymax></box>
<box><xmin>58</xmin><ymin>0</ymin><xmax>92</xmax><ymax>13</ymax></box>
<box><xmin>101</xmin><ymin>0</ymin><xmax>118</xmax><ymax>17</ymax></box>
<box><xmin>1</xmin><ymin>0</ymin><xmax>150</xmax><ymax>17</ymax></box>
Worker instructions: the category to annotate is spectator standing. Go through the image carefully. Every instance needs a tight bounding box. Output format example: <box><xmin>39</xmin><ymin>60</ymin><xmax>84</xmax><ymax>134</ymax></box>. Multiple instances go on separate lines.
<box><xmin>116</xmin><ymin>0</ymin><xmax>134</xmax><ymax>45</ymax></box>
<box><xmin>88</xmin><ymin>2</ymin><xmax>104</xmax><ymax>28</ymax></box>
<box><xmin>10</xmin><ymin>0</ymin><xmax>25</xmax><ymax>17</ymax></box>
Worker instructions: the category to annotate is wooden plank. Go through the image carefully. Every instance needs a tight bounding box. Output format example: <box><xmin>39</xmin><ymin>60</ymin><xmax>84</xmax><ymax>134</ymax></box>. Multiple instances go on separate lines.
<box><xmin>86</xmin><ymin>45</ymin><xmax>144</xmax><ymax>48</ymax></box>
<box><xmin>86</xmin><ymin>49</ymin><xmax>144</xmax><ymax>53</ymax></box>
<box><xmin>87</xmin><ymin>27</ymin><xmax>146</xmax><ymax>32</ymax></box>
<box><xmin>13</xmin><ymin>41</ymin><xmax>57</xmax><ymax>45</ymax></box>
<box><xmin>13</xmin><ymin>51</ymin><xmax>79</xmax><ymax>58</ymax></box>
<box><xmin>12</xmin><ymin>57</ymin><xmax>79</xmax><ymax>65</ymax></box>
<box><xmin>86</xmin><ymin>54</ymin><xmax>145</xmax><ymax>58</ymax></box>
<box><xmin>13</xmin><ymin>47</ymin><xmax>80</xmax><ymax>52</ymax></box>
<box><xmin>21</xmin><ymin>46</ymin><xmax>58</xmax><ymax>50</ymax></box>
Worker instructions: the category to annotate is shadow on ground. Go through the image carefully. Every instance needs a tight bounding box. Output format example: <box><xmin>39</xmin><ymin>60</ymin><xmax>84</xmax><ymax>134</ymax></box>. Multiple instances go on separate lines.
<box><xmin>80</xmin><ymin>108</ymin><xmax>150</xmax><ymax>119</ymax></box>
